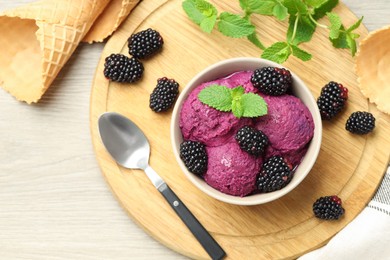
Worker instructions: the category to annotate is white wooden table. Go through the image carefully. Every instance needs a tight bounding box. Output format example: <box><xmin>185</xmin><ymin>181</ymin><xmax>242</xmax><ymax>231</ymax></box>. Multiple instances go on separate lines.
<box><xmin>0</xmin><ymin>1</ymin><xmax>388</xmax><ymax>259</ymax></box>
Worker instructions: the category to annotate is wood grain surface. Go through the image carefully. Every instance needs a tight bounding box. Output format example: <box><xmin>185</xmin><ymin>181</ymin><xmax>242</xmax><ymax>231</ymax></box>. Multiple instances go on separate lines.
<box><xmin>90</xmin><ymin>1</ymin><xmax>390</xmax><ymax>259</ymax></box>
<box><xmin>0</xmin><ymin>1</ymin><xmax>389</xmax><ymax>260</ymax></box>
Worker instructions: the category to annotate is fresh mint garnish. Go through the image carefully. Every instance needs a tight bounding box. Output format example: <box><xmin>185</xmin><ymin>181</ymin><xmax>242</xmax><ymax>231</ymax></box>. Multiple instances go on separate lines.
<box><xmin>261</xmin><ymin>41</ymin><xmax>312</xmax><ymax>64</ymax></box>
<box><xmin>305</xmin><ymin>0</ymin><xmax>327</xmax><ymax>9</ymax></box>
<box><xmin>291</xmin><ymin>45</ymin><xmax>312</xmax><ymax>61</ymax></box>
<box><xmin>284</xmin><ymin>0</ymin><xmax>308</xmax><ymax>16</ymax></box>
<box><xmin>197</xmin><ymin>84</ymin><xmax>232</xmax><ymax>111</ymax></box>
<box><xmin>329</xmin><ymin>16</ymin><xmax>363</xmax><ymax>56</ymax></box>
<box><xmin>198</xmin><ymin>84</ymin><xmax>267</xmax><ymax>118</ymax></box>
<box><xmin>240</xmin><ymin>0</ymin><xmax>287</xmax><ymax>21</ymax></box>
<box><xmin>272</xmin><ymin>3</ymin><xmax>288</xmax><ymax>21</ymax></box>
<box><xmin>287</xmin><ymin>15</ymin><xmax>316</xmax><ymax>45</ymax></box>
<box><xmin>182</xmin><ymin>0</ymin><xmax>363</xmax><ymax>63</ymax></box>
<box><xmin>327</xmin><ymin>12</ymin><xmax>342</xmax><ymax>39</ymax></box>
<box><xmin>182</xmin><ymin>0</ymin><xmax>218</xmax><ymax>33</ymax></box>
<box><xmin>217</xmin><ymin>12</ymin><xmax>255</xmax><ymax>38</ymax></box>
<box><xmin>330</xmin><ymin>24</ymin><xmax>349</xmax><ymax>48</ymax></box>
<box><xmin>312</xmin><ymin>0</ymin><xmax>339</xmax><ymax>20</ymax></box>
<box><xmin>240</xmin><ymin>93</ymin><xmax>268</xmax><ymax>117</ymax></box>
<box><xmin>261</xmin><ymin>41</ymin><xmax>290</xmax><ymax>64</ymax></box>
<box><xmin>240</xmin><ymin>0</ymin><xmax>273</xmax><ymax>16</ymax></box>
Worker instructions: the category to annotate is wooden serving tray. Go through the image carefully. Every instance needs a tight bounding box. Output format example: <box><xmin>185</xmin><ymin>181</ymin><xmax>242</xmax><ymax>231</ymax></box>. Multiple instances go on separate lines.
<box><xmin>90</xmin><ymin>1</ymin><xmax>390</xmax><ymax>259</ymax></box>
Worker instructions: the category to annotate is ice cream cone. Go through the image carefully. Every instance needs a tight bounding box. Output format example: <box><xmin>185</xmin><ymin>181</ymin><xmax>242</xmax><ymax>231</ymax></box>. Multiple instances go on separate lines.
<box><xmin>83</xmin><ymin>0</ymin><xmax>140</xmax><ymax>43</ymax></box>
<box><xmin>355</xmin><ymin>25</ymin><xmax>390</xmax><ymax>115</ymax></box>
<box><xmin>0</xmin><ymin>0</ymin><xmax>110</xmax><ymax>103</ymax></box>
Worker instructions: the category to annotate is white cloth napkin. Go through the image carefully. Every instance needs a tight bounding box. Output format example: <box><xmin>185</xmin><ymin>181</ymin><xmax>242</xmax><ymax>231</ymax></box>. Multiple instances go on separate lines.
<box><xmin>299</xmin><ymin>166</ymin><xmax>390</xmax><ymax>260</ymax></box>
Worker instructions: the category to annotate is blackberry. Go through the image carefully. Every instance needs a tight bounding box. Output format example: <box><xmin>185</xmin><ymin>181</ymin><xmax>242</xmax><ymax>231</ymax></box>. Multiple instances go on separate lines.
<box><xmin>179</xmin><ymin>141</ymin><xmax>208</xmax><ymax>176</ymax></box>
<box><xmin>128</xmin><ymin>28</ymin><xmax>164</xmax><ymax>59</ymax></box>
<box><xmin>251</xmin><ymin>66</ymin><xmax>292</xmax><ymax>96</ymax></box>
<box><xmin>256</xmin><ymin>156</ymin><xmax>293</xmax><ymax>193</ymax></box>
<box><xmin>345</xmin><ymin>111</ymin><xmax>375</xmax><ymax>134</ymax></box>
<box><xmin>149</xmin><ymin>77</ymin><xmax>179</xmax><ymax>112</ymax></box>
<box><xmin>235</xmin><ymin>126</ymin><xmax>269</xmax><ymax>156</ymax></box>
<box><xmin>103</xmin><ymin>54</ymin><xmax>144</xmax><ymax>83</ymax></box>
<box><xmin>313</xmin><ymin>195</ymin><xmax>345</xmax><ymax>220</ymax></box>
<box><xmin>317</xmin><ymin>81</ymin><xmax>348</xmax><ymax>120</ymax></box>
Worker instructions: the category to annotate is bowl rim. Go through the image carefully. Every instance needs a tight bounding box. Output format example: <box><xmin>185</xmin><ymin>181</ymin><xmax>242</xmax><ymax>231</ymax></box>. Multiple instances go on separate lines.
<box><xmin>170</xmin><ymin>57</ymin><xmax>322</xmax><ymax>206</ymax></box>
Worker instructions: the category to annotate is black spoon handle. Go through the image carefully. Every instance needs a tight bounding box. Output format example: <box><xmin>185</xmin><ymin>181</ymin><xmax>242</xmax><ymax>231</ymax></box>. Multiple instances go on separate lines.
<box><xmin>158</xmin><ymin>183</ymin><xmax>226</xmax><ymax>260</ymax></box>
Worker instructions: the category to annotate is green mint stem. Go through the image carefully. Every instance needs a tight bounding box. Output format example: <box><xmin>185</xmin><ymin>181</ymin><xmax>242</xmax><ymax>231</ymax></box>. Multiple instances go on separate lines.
<box><xmin>243</xmin><ymin>10</ymin><xmax>251</xmax><ymax>20</ymax></box>
<box><xmin>291</xmin><ymin>14</ymin><xmax>300</xmax><ymax>43</ymax></box>
<box><xmin>257</xmin><ymin>40</ymin><xmax>266</xmax><ymax>50</ymax></box>
<box><xmin>308</xmin><ymin>13</ymin><xmax>328</xmax><ymax>29</ymax></box>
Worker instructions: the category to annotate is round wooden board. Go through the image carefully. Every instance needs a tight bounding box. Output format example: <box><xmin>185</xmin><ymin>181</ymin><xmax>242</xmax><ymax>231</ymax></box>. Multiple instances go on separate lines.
<box><xmin>90</xmin><ymin>1</ymin><xmax>390</xmax><ymax>259</ymax></box>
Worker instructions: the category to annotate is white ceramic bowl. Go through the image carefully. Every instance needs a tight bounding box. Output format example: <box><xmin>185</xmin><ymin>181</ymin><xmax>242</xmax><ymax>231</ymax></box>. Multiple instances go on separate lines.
<box><xmin>170</xmin><ymin>57</ymin><xmax>322</xmax><ymax>206</ymax></box>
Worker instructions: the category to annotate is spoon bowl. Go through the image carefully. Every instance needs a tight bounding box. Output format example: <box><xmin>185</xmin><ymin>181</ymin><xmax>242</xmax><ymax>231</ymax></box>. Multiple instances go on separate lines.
<box><xmin>98</xmin><ymin>112</ymin><xmax>149</xmax><ymax>170</ymax></box>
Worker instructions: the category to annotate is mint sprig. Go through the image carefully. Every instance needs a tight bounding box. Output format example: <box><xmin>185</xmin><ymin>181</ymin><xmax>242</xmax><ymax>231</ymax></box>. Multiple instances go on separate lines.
<box><xmin>328</xmin><ymin>15</ymin><xmax>363</xmax><ymax>56</ymax></box>
<box><xmin>182</xmin><ymin>0</ymin><xmax>363</xmax><ymax>63</ymax></box>
<box><xmin>198</xmin><ymin>85</ymin><xmax>268</xmax><ymax>118</ymax></box>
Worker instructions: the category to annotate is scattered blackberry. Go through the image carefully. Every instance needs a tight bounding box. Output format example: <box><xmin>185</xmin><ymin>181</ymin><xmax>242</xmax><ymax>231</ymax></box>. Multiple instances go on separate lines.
<box><xmin>103</xmin><ymin>54</ymin><xmax>144</xmax><ymax>83</ymax></box>
<box><xmin>256</xmin><ymin>156</ymin><xmax>293</xmax><ymax>193</ymax></box>
<box><xmin>313</xmin><ymin>195</ymin><xmax>345</xmax><ymax>220</ymax></box>
<box><xmin>251</xmin><ymin>67</ymin><xmax>292</xmax><ymax>96</ymax></box>
<box><xmin>128</xmin><ymin>28</ymin><xmax>164</xmax><ymax>59</ymax></box>
<box><xmin>149</xmin><ymin>77</ymin><xmax>179</xmax><ymax>112</ymax></box>
<box><xmin>179</xmin><ymin>141</ymin><xmax>208</xmax><ymax>176</ymax></box>
<box><xmin>235</xmin><ymin>126</ymin><xmax>269</xmax><ymax>156</ymax></box>
<box><xmin>345</xmin><ymin>111</ymin><xmax>375</xmax><ymax>134</ymax></box>
<box><xmin>317</xmin><ymin>81</ymin><xmax>348</xmax><ymax>120</ymax></box>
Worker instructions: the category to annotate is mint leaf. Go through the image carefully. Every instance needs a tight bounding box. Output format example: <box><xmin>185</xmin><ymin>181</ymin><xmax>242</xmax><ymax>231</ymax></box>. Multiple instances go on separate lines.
<box><xmin>240</xmin><ymin>0</ymin><xmax>275</xmax><ymax>15</ymax></box>
<box><xmin>330</xmin><ymin>25</ymin><xmax>348</xmax><ymax>48</ymax></box>
<box><xmin>305</xmin><ymin>0</ymin><xmax>327</xmax><ymax>8</ymax></box>
<box><xmin>283</xmin><ymin>0</ymin><xmax>308</xmax><ymax>15</ymax></box>
<box><xmin>346</xmin><ymin>16</ymin><xmax>363</xmax><ymax>32</ymax></box>
<box><xmin>182</xmin><ymin>0</ymin><xmax>216</xmax><ymax>25</ymax></box>
<box><xmin>232</xmin><ymin>98</ymin><xmax>244</xmax><ymax>118</ymax></box>
<box><xmin>273</xmin><ymin>2</ymin><xmax>288</xmax><ymax>21</ymax></box>
<box><xmin>261</xmin><ymin>41</ymin><xmax>291</xmax><ymax>64</ymax></box>
<box><xmin>247</xmin><ymin>32</ymin><xmax>266</xmax><ymax>50</ymax></box>
<box><xmin>231</xmin><ymin>86</ymin><xmax>245</xmax><ymax>99</ymax></box>
<box><xmin>291</xmin><ymin>44</ymin><xmax>312</xmax><ymax>61</ymax></box>
<box><xmin>217</xmin><ymin>12</ymin><xmax>255</xmax><ymax>38</ymax></box>
<box><xmin>346</xmin><ymin>34</ymin><xmax>357</xmax><ymax>56</ymax></box>
<box><xmin>313</xmin><ymin>0</ymin><xmax>338</xmax><ymax>20</ymax></box>
<box><xmin>198</xmin><ymin>85</ymin><xmax>232</xmax><ymax>111</ymax></box>
<box><xmin>327</xmin><ymin>12</ymin><xmax>342</xmax><ymax>39</ymax></box>
<box><xmin>182</xmin><ymin>0</ymin><xmax>204</xmax><ymax>25</ymax></box>
<box><xmin>287</xmin><ymin>15</ymin><xmax>316</xmax><ymax>44</ymax></box>
<box><xmin>231</xmin><ymin>86</ymin><xmax>245</xmax><ymax>118</ymax></box>
<box><xmin>182</xmin><ymin>0</ymin><xmax>218</xmax><ymax>33</ymax></box>
<box><xmin>241</xmin><ymin>93</ymin><xmax>268</xmax><ymax>117</ymax></box>
<box><xmin>200</xmin><ymin>15</ymin><xmax>217</xmax><ymax>33</ymax></box>
<box><xmin>242</xmin><ymin>0</ymin><xmax>287</xmax><ymax>20</ymax></box>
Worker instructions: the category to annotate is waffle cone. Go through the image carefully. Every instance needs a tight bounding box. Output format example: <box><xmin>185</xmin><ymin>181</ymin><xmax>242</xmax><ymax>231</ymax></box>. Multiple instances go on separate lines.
<box><xmin>0</xmin><ymin>0</ymin><xmax>110</xmax><ymax>103</ymax></box>
<box><xmin>83</xmin><ymin>0</ymin><xmax>140</xmax><ymax>43</ymax></box>
<box><xmin>355</xmin><ymin>25</ymin><xmax>390</xmax><ymax>115</ymax></box>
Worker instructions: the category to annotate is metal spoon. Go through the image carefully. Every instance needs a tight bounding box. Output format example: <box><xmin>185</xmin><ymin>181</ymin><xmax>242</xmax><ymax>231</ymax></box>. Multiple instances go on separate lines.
<box><xmin>98</xmin><ymin>112</ymin><xmax>226</xmax><ymax>260</ymax></box>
